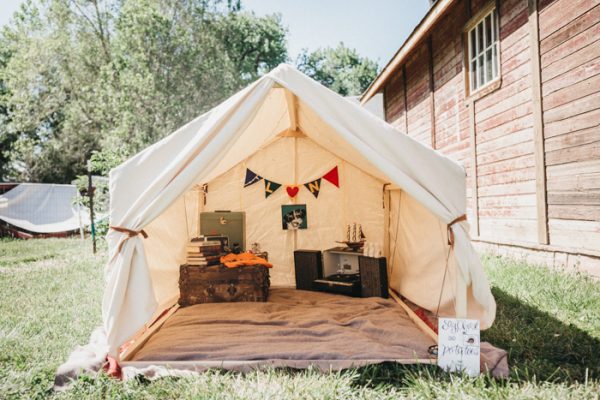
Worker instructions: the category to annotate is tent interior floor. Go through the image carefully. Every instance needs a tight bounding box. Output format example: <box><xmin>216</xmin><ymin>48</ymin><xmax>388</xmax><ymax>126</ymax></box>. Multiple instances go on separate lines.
<box><xmin>123</xmin><ymin>288</ymin><xmax>437</xmax><ymax>371</ymax></box>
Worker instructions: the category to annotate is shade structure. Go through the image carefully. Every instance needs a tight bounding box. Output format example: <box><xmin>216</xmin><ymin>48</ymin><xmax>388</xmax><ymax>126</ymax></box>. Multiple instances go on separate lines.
<box><xmin>0</xmin><ymin>183</ymin><xmax>86</xmax><ymax>234</ymax></box>
<box><xmin>104</xmin><ymin>64</ymin><xmax>496</xmax><ymax>358</ymax></box>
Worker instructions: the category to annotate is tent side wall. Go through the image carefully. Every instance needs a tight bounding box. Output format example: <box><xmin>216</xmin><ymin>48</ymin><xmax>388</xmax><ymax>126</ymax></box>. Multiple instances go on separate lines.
<box><xmin>387</xmin><ymin>189</ymin><xmax>488</xmax><ymax>323</ymax></box>
<box><xmin>142</xmin><ymin>191</ymin><xmax>200</xmax><ymax>307</ymax></box>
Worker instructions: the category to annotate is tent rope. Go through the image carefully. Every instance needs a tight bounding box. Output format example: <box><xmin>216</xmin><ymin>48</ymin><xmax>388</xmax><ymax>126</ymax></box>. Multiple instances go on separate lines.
<box><xmin>183</xmin><ymin>194</ymin><xmax>190</xmax><ymax>241</ymax></box>
<box><xmin>434</xmin><ymin>214</ymin><xmax>467</xmax><ymax>319</ymax></box>
<box><xmin>446</xmin><ymin>214</ymin><xmax>467</xmax><ymax>247</ymax></box>
<box><xmin>434</xmin><ymin>245</ymin><xmax>452</xmax><ymax>319</ymax></box>
<box><xmin>389</xmin><ymin>190</ymin><xmax>402</xmax><ymax>277</ymax></box>
<box><xmin>109</xmin><ymin>226</ymin><xmax>148</xmax><ymax>253</ymax></box>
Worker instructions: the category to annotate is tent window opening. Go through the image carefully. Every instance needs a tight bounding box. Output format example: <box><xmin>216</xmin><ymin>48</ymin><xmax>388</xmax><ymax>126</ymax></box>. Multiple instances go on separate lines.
<box><xmin>467</xmin><ymin>7</ymin><xmax>500</xmax><ymax>94</ymax></box>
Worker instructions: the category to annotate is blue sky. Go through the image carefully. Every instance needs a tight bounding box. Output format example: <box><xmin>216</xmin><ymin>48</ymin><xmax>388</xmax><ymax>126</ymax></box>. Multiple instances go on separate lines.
<box><xmin>0</xmin><ymin>0</ymin><xmax>429</xmax><ymax>66</ymax></box>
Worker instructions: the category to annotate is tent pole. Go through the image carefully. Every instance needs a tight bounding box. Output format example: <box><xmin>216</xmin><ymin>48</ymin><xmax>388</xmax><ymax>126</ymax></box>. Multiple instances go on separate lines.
<box><xmin>293</xmin><ymin>134</ymin><xmax>298</xmax><ymax>251</ymax></box>
<box><xmin>287</xmin><ymin>89</ymin><xmax>299</xmax><ymax>251</ymax></box>
<box><xmin>389</xmin><ymin>289</ymin><xmax>438</xmax><ymax>343</ymax></box>
<box><xmin>383</xmin><ymin>185</ymin><xmax>391</xmax><ymax>260</ymax></box>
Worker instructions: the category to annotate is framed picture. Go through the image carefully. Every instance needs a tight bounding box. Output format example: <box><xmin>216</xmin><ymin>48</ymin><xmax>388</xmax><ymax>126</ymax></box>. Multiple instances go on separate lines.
<box><xmin>281</xmin><ymin>204</ymin><xmax>307</xmax><ymax>230</ymax></box>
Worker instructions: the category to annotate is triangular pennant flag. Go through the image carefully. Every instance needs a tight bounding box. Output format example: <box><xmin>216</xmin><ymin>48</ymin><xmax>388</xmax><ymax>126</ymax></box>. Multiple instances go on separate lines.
<box><xmin>304</xmin><ymin>178</ymin><xmax>321</xmax><ymax>198</ymax></box>
<box><xmin>244</xmin><ymin>168</ymin><xmax>262</xmax><ymax>187</ymax></box>
<box><xmin>264</xmin><ymin>179</ymin><xmax>281</xmax><ymax>198</ymax></box>
<box><xmin>322</xmin><ymin>166</ymin><xmax>339</xmax><ymax>188</ymax></box>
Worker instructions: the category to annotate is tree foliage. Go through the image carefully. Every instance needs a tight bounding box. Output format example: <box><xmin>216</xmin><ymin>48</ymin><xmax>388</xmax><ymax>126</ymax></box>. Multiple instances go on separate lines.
<box><xmin>0</xmin><ymin>3</ymin><xmax>379</xmax><ymax>184</ymax></box>
<box><xmin>296</xmin><ymin>43</ymin><xmax>379</xmax><ymax>97</ymax></box>
<box><xmin>0</xmin><ymin>0</ymin><xmax>287</xmax><ymax>183</ymax></box>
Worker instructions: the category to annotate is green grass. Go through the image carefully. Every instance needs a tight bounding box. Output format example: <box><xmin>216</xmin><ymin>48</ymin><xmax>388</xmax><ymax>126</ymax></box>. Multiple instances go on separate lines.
<box><xmin>0</xmin><ymin>238</ymin><xmax>598</xmax><ymax>399</ymax></box>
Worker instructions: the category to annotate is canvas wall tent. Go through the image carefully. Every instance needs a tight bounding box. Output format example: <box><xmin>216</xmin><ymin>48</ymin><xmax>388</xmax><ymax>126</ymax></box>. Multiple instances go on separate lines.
<box><xmin>0</xmin><ymin>183</ymin><xmax>87</xmax><ymax>238</ymax></box>
<box><xmin>102</xmin><ymin>64</ymin><xmax>496</xmax><ymax>363</ymax></box>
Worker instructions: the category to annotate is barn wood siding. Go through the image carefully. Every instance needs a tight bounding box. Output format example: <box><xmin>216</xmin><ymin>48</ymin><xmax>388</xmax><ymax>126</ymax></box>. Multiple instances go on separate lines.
<box><xmin>539</xmin><ymin>0</ymin><xmax>600</xmax><ymax>253</ymax></box>
<box><xmin>380</xmin><ymin>0</ymin><xmax>600</xmax><ymax>267</ymax></box>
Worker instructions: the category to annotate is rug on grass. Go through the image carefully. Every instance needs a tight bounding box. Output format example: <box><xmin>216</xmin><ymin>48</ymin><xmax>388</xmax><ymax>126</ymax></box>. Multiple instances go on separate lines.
<box><xmin>130</xmin><ymin>288</ymin><xmax>485</xmax><ymax>370</ymax></box>
<box><xmin>56</xmin><ymin>288</ymin><xmax>508</xmax><ymax>390</ymax></box>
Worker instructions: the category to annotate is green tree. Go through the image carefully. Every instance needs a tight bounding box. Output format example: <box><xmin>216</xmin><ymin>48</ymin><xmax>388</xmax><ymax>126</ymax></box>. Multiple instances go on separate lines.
<box><xmin>296</xmin><ymin>43</ymin><xmax>379</xmax><ymax>96</ymax></box>
<box><xmin>0</xmin><ymin>0</ymin><xmax>112</xmax><ymax>182</ymax></box>
<box><xmin>0</xmin><ymin>0</ymin><xmax>287</xmax><ymax>183</ymax></box>
<box><xmin>217</xmin><ymin>11</ymin><xmax>287</xmax><ymax>85</ymax></box>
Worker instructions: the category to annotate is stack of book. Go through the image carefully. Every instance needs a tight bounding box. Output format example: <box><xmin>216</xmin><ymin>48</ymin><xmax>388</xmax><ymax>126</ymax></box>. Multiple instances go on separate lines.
<box><xmin>186</xmin><ymin>239</ymin><xmax>222</xmax><ymax>266</ymax></box>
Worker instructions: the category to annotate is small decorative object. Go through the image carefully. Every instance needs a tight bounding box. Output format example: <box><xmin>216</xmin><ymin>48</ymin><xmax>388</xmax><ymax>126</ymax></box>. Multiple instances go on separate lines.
<box><xmin>286</xmin><ymin>185</ymin><xmax>300</xmax><ymax>198</ymax></box>
<box><xmin>337</xmin><ymin>223</ymin><xmax>366</xmax><ymax>251</ymax></box>
<box><xmin>232</xmin><ymin>242</ymin><xmax>242</xmax><ymax>254</ymax></box>
<box><xmin>358</xmin><ymin>224</ymin><xmax>365</xmax><ymax>240</ymax></box>
<box><xmin>365</xmin><ymin>242</ymin><xmax>372</xmax><ymax>257</ymax></box>
<box><xmin>251</xmin><ymin>242</ymin><xmax>261</xmax><ymax>253</ymax></box>
<box><xmin>201</xmin><ymin>184</ymin><xmax>208</xmax><ymax>205</ymax></box>
<box><xmin>364</xmin><ymin>242</ymin><xmax>382</xmax><ymax>258</ymax></box>
<box><xmin>281</xmin><ymin>204</ymin><xmax>307</xmax><ymax>230</ymax></box>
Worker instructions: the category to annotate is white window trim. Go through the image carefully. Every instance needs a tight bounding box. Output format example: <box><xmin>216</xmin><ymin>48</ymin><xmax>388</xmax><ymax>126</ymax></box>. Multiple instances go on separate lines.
<box><xmin>466</xmin><ymin>7</ymin><xmax>501</xmax><ymax>96</ymax></box>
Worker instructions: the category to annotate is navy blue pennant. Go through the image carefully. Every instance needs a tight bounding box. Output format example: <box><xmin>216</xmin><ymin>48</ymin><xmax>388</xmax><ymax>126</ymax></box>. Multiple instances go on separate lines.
<box><xmin>244</xmin><ymin>168</ymin><xmax>262</xmax><ymax>187</ymax></box>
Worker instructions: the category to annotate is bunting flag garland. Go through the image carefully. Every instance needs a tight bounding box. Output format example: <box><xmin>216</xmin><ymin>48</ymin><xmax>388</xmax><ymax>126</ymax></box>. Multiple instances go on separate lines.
<box><xmin>264</xmin><ymin>179</ymin><xmax>281</xmax><ymax>198</ymax></box>
<box><xmin>322</xmin><ymin>166</ymin><xmax>339</xmax><ymax>188</ymax></box>
<box><xmin>246</xmin><ymin>166</ymin><xmax>339</xmax><ymax>200</ymax></box>
<box><xmin>304</xmin><ymin>178</ymin><xmax>321</xmax><ymax>198</ymax></box>
<box><xmin>286</xmin><ymin>185</ymin><xmax>299</xmax><ymax>198</ymax></box>
<box><xmin>244</xmin><ymin>168</ymin><xmax>263</xmax><ymax>187</ymax></box>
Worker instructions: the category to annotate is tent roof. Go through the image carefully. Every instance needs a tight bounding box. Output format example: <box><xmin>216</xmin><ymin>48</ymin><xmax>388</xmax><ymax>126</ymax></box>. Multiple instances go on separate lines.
<box><xmin>104</xmin><ymin>64</ymin><xmax>495</xmax><ymax>357</ymax></box>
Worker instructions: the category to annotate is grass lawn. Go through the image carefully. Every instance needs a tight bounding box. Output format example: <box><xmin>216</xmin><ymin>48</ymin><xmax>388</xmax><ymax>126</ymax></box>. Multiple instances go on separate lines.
<box><xmin>0</xmin><ymin>238</ymin><xmax>599</xmax><ymax>399</ymax></box>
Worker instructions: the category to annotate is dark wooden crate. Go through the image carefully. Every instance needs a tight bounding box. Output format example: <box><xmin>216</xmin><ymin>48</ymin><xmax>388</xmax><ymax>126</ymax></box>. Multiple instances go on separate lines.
<box><xmin>293</xmin><ymin>250</ymin><xmax>323</xmax><ymax>290</ymax></box>
<box><xmin>179</xmin><ymin>264</ymin><xmax>270</xmax><ymax>306</ymax></box>
<box><xmin>359</xmin><ymin>256</ymin><xmax>389</xmax><ymax>298</ymax></box>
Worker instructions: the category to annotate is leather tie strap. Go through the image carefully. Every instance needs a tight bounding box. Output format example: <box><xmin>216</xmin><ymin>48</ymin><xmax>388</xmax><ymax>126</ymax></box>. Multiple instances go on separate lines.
<box><xmin>110</xmin><ymin>226</ymin><xmax>148</xmax><ymax>253</ymax></box>
<box><xmin>447</xmin><ymin>214</ymin><xmax>467</xmax><ymax>247</ymax></box>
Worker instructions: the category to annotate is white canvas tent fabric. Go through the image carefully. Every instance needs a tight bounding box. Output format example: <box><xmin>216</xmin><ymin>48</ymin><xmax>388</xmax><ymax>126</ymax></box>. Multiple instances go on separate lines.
<box><xmin>0</xmin><ymin>183</ymin><xmax>86</xmax><ymax>234</ymax></box>
<box><xmin>103</xmin><ymin>64</ymin><xmax>496</xmax><ymax>359</ymax></box>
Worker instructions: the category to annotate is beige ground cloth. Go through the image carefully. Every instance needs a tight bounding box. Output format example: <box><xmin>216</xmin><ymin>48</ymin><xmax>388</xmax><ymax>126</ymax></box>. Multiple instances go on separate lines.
<box><xmin>54</xmin><ymin>290</ymin><xmax>507</xmax><ymax>389</ymax></box>
<box><xmin>131</xmin><ymin>288</ymin><xmax>435</xmax><ymax>364</ymax></box>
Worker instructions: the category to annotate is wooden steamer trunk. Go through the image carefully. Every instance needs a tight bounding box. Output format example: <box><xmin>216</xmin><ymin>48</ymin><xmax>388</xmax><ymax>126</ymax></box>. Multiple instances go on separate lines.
<box><xmin>179</xmin><ymin>264</ymin><xmax>270</xmax><ymax>306</ymax></box>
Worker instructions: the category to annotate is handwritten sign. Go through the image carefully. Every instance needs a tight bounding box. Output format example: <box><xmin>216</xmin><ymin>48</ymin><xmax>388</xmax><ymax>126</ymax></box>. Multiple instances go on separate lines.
<box><xmin>438</xmin><ymin>318</ymin><xmax>480</xmax><ymax>376</ymax></box>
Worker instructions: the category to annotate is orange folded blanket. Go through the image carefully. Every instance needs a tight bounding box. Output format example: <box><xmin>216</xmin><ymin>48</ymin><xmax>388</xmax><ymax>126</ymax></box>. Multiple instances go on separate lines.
<box><xmin>220</xmin><ymin>252</ymin><xmax>273</xmax><ymax>269</ymax></box>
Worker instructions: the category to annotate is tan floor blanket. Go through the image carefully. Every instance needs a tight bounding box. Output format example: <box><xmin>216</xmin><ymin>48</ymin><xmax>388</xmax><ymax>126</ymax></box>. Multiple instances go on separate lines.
<box><xmin>131</xmin><ymin>288</ymin><xmax>435</xmax><ymax>364</ymax></box>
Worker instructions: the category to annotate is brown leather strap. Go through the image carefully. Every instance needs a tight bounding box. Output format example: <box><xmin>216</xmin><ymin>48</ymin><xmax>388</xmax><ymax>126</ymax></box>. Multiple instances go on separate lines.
<box><xmin>110</xmin><ymin>226</ymin><xmax>148</xmax><ymax>253</ymax></box>
<box><xmin>447</xmin><ymin>214</ymin><xmax>467</xmax><ymax>247</ymax></box>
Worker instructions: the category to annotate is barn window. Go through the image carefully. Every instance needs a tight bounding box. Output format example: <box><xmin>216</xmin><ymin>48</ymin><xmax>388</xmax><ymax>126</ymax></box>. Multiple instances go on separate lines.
<box><xmin>467</xmin><ymin>8</ymin><xmax>500</xmax><ymax>93</ymax></box>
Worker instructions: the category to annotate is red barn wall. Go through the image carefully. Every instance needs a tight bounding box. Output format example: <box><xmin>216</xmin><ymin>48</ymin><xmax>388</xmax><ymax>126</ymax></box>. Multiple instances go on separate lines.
<box><xmin>539</xmin><ymin>0</ymin><xmax>600</xmax><ymax>253</ymax></box>
<box><xmin>381</xmin><ymin>0</ymin><xmax>600</xmax><ymax>274</ymax></box>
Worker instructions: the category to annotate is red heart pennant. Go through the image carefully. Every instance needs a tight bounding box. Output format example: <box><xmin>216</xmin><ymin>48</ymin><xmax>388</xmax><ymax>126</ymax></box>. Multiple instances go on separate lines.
<box><xmin>286</xmin><ymin>186</ymin><xmax>299</xmax><ymax>198</ymax></box>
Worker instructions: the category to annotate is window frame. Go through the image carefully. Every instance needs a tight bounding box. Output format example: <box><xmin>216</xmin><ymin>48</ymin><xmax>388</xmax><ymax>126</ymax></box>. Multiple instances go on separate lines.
<box><xmin>463</xmin><ymin>3</ymin><xmax>501</xmax><ymax>99</ymax></box>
